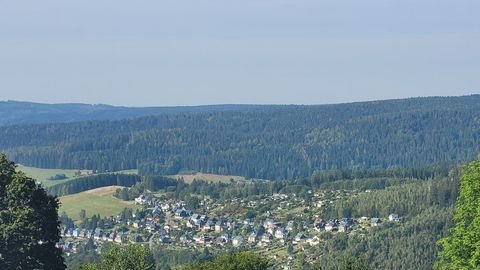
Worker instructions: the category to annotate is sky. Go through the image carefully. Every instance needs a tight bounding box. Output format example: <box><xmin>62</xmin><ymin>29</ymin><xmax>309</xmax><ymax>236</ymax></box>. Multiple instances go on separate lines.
<box><xmin>0</xmin><ymin>0</ymin><xmax>479</xmax><ymax>106</ymax></box>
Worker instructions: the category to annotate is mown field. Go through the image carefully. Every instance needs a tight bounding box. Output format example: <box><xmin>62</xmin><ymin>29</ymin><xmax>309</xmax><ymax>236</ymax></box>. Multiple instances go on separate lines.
<box><xmin>16</xmin><ymin>164</ymin><xmax>80</xmax><ymax>187</ymax></box>
<box><xmin>59</xmin><ymin>186</ymin><xmax>140</xmax><ymax>221</ymax></box>
<box><xmin>16</xmin><ymin>164</ymin><xmax>138</xmax><ymax>187</ymax></box>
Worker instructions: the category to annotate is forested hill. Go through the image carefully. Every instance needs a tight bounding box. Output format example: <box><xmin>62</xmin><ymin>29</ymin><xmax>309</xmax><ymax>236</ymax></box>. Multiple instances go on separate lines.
<box><xmin>1</xmin><ymin>95</ymin><xmax>480</xmax><ymax>180</ymax></box>
<box><xmin>0</xmin><ymin>101</ymin><xmax>264</xmax><ymax>126</ymax></box>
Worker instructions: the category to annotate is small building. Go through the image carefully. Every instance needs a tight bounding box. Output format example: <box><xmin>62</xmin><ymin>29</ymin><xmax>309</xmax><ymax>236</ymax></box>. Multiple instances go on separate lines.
<box><xmin>135</xmin><ymin>195</ymin><xmax>148</xmax><ymax>205</ymax></box>
<box><xmin>261</xmin><ymin>233</ymin><xmax>273</xmax><ymax>244</ymax></box>
<box><xmin>293</xmin><ymin>232</ymin><xmax>307</xmax><ymax>244</ymax></box>
<box><xmin>232</xmin><ymin>236</ymin><xmax>244</xmax><ymax>247</ymax></box>
<box><xmin>175</xmin><ymin>208</ymin><xmax>190</xmax><ymax>218</ymax></box>
<box><xmin>215</xmin><ymin>221</ymin><xmax>226</xmax><ymax>232</ymax></box>
<box><xmin>248</xmin><ymin>232</ymin><xmax>258</xmax><ymax>243</ymax></box>
<box><xmin>388</xmin><ymin>214</ymin><xmax>400</xmax><ymax>222</ymax></box>
<box><xmin>371</xmin><ymin>218</ymin><xmax>381</xmax><ymax>227</ymax></box>
<box><xmin>274</xmin><ymin>228</ymin><xmax>286</xmax><ymax>239</ymax></box>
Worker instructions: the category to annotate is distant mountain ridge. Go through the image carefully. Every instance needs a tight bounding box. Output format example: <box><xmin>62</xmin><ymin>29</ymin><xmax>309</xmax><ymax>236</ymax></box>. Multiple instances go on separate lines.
<box><xmin>1</xmin><ymin>95</ymin><xmax>479</xmax><ymax>180</ymax></box>
<box><xmin>0</xmin><ymin>100</ymin><xmax>265</xmax><ymax>126</ymax></box>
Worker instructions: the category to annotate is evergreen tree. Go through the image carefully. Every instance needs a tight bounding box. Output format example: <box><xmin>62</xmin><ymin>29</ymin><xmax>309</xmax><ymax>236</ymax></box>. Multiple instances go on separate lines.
<box><xmin>0</xmin><ymin>154</ymin><xmax>65</xmax><ymax>269</ymax></box>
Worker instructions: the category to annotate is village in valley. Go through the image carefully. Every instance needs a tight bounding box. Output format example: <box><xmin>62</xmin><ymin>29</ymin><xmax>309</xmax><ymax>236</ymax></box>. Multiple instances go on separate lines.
<box><xmin>59</xmin><ymin>187</ymin><xmax>401</xmax><ymax>268</ymax></box>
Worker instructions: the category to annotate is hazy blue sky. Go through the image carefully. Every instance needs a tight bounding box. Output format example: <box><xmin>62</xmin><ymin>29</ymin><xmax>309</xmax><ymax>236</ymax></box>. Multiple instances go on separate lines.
<box><xmin>0</xmin><ymin>0</ymin><xmax>479</xmax><ymax>106</ymax></box>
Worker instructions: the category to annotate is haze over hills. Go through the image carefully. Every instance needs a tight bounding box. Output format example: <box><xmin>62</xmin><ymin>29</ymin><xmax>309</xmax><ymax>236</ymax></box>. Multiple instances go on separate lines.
<box><xmin>1</xmin><ymin>95</ymin><xmax>479</xmax><ymax>179</ymax></box>
<box><xmin>0</xmin><ymin>100</ymin><xmax>265</xmax><ymax>126</ymax></box>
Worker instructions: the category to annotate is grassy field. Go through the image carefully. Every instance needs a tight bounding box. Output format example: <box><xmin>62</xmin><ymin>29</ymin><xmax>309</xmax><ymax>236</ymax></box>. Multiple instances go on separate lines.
<box><xmin>16</xmin><ymin>164</ymin><xmax>81</xmax><ymax>187</ymax></box>
<box><xmin>16</xmin><ymin>164</ymin><xmax>139</xmax><ymax>187</ymax></box>
<box><xmin>59</xmin><ymin>186</ymin><xmax>140</xmax><ymax>221</ymax></box>
<box><xmin>169</xmin><ymin>172</ymin><xmax>246</xmax><ymax>184</ymax></box>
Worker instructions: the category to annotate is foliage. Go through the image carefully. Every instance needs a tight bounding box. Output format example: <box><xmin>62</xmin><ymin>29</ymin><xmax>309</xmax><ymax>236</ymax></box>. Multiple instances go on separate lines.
<box><xmin>2</xmin><ymin>96</ymin><xmax>480</xmax><ymax>180</ymax></box>
<box><xmin>323</xmin><ymin>177</ymin><xmax>459</xmax><ymax>219</ymax></box>
<box><xmin>47</xmin><ymin>173</ymin><xmax>140</xmax><ymax>196</ymax></box>
<box><xmin>178</xmin><ymin>251</ymin><xmax>271</xmax><ymax>270</ymax></box>
<box><xmin>435</xmin><ymin>156</ymin><xmax>480</xmax><ymax>269</ymax></box>
<box><xmin>0</xmin><ymin>154</ymin><xmax>65</xmax><ymax>269</ymax></box>
<box><xmin>48</xmin><ymin>173</ymin><xmax>68</xmax><ymax>180</ymax></box>
<box><xmin>79</xmin><ymin>244</ymin><xmax>155</xmax><ymax>270</ymax></box>
<box><xmin>310</xmin><ymin>174</ymin><xmax>458</xmax><ymax>270</ymax></box>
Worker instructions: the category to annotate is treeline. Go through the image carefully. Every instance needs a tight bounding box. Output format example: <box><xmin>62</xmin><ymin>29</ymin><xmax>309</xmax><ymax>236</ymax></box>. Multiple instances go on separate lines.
<box><xmin>111</xmin><ymin>166</ymin><xmax>457</xmax><ymax>205</ymax></box>
<box><xmin>1</xmin><ymin>95</ymin><xmax>479</xmax><ymax>180</ymax></box>
<box><xmin>114</xmin><ymin>176</ymin><xmax>178</xmax><ymax>201</ymax></box>
<box><xmin>312</xmin><ymin>175</ymin><xmax>460</xmax><ymax>269</ymax></box>
<box><xmin>323</xmin><ymin>178</ymin><xmax>459</xmax><ymax>219</ymax></box>
<box><xmin>315</xmin><ymin>207</ymin><xmax>454</xmax><ymax>270</ymax></box>
<box><xmin>46</xmin><ymin>174</ymin><xmax>141</xmax><ymax>197</ymax></box>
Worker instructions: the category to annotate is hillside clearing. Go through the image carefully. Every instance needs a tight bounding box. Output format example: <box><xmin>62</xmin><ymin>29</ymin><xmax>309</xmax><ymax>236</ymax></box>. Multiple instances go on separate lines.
<box><xmin>59</xmin><ymin>186</ymin><xmax>140</xmax><ymax>221</ymax></box>
<box><xmin>16</xmin><ymin>164</ymin><xmax>138</xmax><ymax>188</ymax></box>
<box><xmin>17</xmin><ymin>164</ymin><xmax>80</xmax><ymax>187</ymax></box>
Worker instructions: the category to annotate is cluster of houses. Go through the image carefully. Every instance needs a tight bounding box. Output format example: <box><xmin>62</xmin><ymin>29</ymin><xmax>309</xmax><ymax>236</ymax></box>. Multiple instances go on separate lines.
<box><xmin>59</xmin><ymin>191</ymin><xmax>401</xmax><ymax>257</ymax></box>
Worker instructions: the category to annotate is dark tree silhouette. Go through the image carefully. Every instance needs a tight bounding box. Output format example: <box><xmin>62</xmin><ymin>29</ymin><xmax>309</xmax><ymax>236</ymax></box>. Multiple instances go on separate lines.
<box><xmin>0</xmin><ymin>154</ymin><xmax>65</xmax><ymax>269</ymax></box>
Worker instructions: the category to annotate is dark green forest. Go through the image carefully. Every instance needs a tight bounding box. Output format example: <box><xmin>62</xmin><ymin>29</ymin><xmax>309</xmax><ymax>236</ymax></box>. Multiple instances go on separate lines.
<box><xmin>0</xmin><ymin>101</ymin><xmax>263</xmax><ymax>126</ymax></box>
<box><xmin>1</xmin><ymin>96</ymin><xmax>479</xmax><ymax>180</ymax></box>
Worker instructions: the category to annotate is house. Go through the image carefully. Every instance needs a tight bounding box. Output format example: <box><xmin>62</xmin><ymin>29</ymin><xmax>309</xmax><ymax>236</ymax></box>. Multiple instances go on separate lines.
<box><xmin>248</xmin><ymin>232</ymin><xmax>258</xmax><ymax>243</ymax></box>
<box><xmin>179</xmin><ymin>235</ymin><xmax>192</xmax><ymax>245</ymax></box>
<box><xmin>274</xmin><ymin>228</ymin><xmax>287</xmax><ymax>239</ymax></box>
<box><xmin>293</xmin><ymin>232</ymin><xmax>307</xmax><ymax>244</ymax></box>
<box><xmin>63</xmin><ymin>241</ymin><xmax>73</xmax><ymax>252</ymax></box>
<box><xmin>108</xmin><ymin>232</ymin><xmax>116</xmax><ymax>242</ymax></box>
<box><xmin>160</xmin><ymin>203</ymin><xmax>171</xmax><ymax>212</ymax></box>
<box><xmin>216</xmin><ymin>234</ymin><xmax>229</xmax><ymax>246</ymax></box>
<box><xmin>193</xmin><ymin>235</ymin><xmax>212</xmax><ymax>245</ymax></box>
<box><xmin>325</xmin><ymin>222</ymin><xmax>336</xmax><ymax>232</ymax></box>
<box><xmin>115</xmin><ymin>233</ymin><xmax>128</xmax><ymax>243</ymax></box>
<box><xmin>232</xmin><ymin>236</ymin><xmax>244</xmax><ymax>247</ymax></box>
<box><xmin>314</xmin><ymin>218</ymin><xmax>326</xmax><ymax>232</ymax></box>
<box><xmin>371</xmin><ymin>218</ymin><xmax>381</xmax><ymax>227</ymax></box>
<box><xmin>226</xmin><ymin>219</ymin><xmax>235</xmax><ymax>230</ymax></box>
<box><xmin>93</xmin><ymin>231</ymin><xmax>102</xmax><ymax>241</ymax></box>
<box><xmin>306</xmin><ymin>236</ymin><xmax>320</xmax><ymax>246</ymax></box>
<box><xmin>261</xmin><ymin>233</ymin><xmax>273</xmax><ymax>243</ymax></box>
<box><xmin>388</xmin><ymin>214</ymin><xmax>400</xmax><ymax>222</ymax></box>
<box><xmin>203</xmin><ymin>220</ymin><xmax>215</xmax><ymax>232</ymax></box>
<box><xmin>135</xmin><ymin>195</ymin><xmax>148</xmax><ymax>205</ymax></box>
<box><xmin>159</xmin><ymin>235</ymin><xmax>171</xmax><ymax>244</ymax></box>
<box><xmin>215</xmin><ymin>221</ymin><xmax>226</xmax><ymax>232</ymax></box>
<box><xmin>286</xmin><ymin>221</ymin><xmax>295</xmax><ymax>232</ymax></box>
<box><xmin>152</xmin><ymin>206</ymin><xmax>162</xmax><ymax>216</ymax></box>
<box><xmin>243</xmin><ymin>218</ymin><xmax>254</xmax><ymax>226</ymax></box>
<box><xmin>72</xmin><ymin>229</ymin><xmax>80</xmax><ymax>238</ymax></box>
<box><xmin>359</xmin><ymin>216</ymin><xmax>369</xmax><ymax>223</ymax></box>
<box><xmin>102</xmin><ymin>232</ymin><xmax>110</xmax><ymax>242</ymax></box>
<box><xmin>338</xmin><ymin>223</ymin><xmax>348</xmax><ymax>233</ymax></box>
<box><xmin>175</xmin><ymin>208</ymin><xmax>189</xmax><ymax>218</ymax></box>
<box><xmin>263</xmin><ymin>219</ymin><xmax>275</xmax><ymax>230</ymax></box>
<box><xmin>146</xmin><ymin>223</ymin><xmax>157</xmax><ymax>232</ymax></box>
<box><xmin>132</xmin><ymin>220</ymin><xmax>143</xmax><ymax>228</ymax></box>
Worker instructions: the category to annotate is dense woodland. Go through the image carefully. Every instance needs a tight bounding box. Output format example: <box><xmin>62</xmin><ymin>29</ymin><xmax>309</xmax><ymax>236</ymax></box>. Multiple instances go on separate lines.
<box><xmin>108</xmin><ymin>166</ymin><xmax>458</xmax><ymax>269</ymax></box>
<box><xmin>52</xmin><ymin>162</ymin><xmax>461</xmax><ymax>269</ymax></box>
<box><xmin>1</xmin><ymin>96</ymin><xmax>480</xmax><ymax>180</ymax></box>
<box><xmin>0</xmin><ymin>101</ymin><xmax>263</xmax><ymax>126</ymax></box>
<box><xmin>2</xmin><ymin>96</ymin><xmax>480</xmax><ymax>269</ymax></box>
